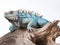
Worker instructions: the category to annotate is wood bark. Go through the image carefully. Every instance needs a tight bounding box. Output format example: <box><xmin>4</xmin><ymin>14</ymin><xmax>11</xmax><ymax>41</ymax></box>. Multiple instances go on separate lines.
<box><xmin>0</xmin><ymin>20</ymin><xmax>60</xmax><ymax>45</ymax></box>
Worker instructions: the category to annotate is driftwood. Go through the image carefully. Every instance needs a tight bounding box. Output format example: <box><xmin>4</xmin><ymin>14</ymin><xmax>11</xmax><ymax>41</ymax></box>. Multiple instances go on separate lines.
<box><xmin>0</xmin><ymin>20</ymin><xmax>60</xmax><ymax>45</ymax></box>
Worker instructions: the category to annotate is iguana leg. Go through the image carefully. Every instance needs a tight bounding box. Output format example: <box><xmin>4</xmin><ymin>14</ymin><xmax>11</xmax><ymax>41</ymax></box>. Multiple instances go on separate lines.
<box><xmin>27</xmin><ymin>19</ymin><xmax>35</xmax><ymax>31</ymax></box>
<box><xmin>38</xmin><ymin>19</ymin><xmax>49</xmax><ymax>27</ymax></box>
<box><xmin>9</xmin><ymin>25</ymin><xmax>17</xmax><ymax>32</ymax></box>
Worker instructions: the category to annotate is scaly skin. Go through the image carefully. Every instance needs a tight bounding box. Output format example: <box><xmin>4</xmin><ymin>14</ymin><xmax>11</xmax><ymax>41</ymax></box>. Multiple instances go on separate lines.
<box><xmin>4</xmin><ymin>10</ymin><xmax>49</xmax><ymax>32</ymax></box>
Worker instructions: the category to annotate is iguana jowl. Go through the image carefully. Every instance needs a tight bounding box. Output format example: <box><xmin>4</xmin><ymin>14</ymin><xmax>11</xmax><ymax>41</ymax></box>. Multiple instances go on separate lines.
<box><xmin>4</xmin><ymin>10</ymin><xmax>49</xmax><ymax>32</ymax></box>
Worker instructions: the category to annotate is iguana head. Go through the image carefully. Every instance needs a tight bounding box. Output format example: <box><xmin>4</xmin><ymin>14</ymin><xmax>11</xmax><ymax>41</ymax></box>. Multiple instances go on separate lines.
<box><xmin>5</xmin><ymin>11</ymin><xmax>18</xmax><ymax>21</ymax></box>
<box><xmin>5</xmin><ymin>11</ymin><xmax>20</xmax><ymax>27</ymax></box>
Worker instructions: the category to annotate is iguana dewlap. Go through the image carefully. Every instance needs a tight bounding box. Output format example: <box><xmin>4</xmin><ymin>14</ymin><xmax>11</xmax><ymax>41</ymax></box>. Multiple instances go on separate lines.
<box><xmin>5</xmin><ymin>10</ymin><xmax>49</xmax><ymax>32</ymax></box>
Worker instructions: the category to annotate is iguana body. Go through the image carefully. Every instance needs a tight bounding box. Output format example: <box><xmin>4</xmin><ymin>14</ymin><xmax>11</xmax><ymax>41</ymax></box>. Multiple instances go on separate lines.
<box><xmin>5</xmin><ymin>10</ymin><xmax>49</xmax><ymax>32</ymax></box>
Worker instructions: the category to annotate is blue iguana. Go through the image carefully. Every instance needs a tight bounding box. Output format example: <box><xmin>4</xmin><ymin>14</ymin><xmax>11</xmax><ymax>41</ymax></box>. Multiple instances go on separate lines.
<box><xmin>4</xmin><ymin>9</ymin><xmax>49</xmax><ymax>32</ymax></box>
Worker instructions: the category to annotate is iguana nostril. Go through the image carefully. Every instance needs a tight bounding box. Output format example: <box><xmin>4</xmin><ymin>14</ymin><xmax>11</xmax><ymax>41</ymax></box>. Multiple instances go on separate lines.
<box><xmin>10</xmin><ymin>11</ymin><xmax>13</xmax><ymax>14</ymax></box>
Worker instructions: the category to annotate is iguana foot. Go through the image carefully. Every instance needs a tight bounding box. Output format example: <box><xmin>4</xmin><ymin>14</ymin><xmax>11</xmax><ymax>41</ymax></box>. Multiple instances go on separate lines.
<box><xmin>9</xmin><ymin>25</ymin><xmax>17</xmax><ymax>32</ymax></box>
<box><xmin>27</xmin><ymin>27</ymin><xmax>36</xmax><ymax>32</ymax></box>
<box><xmin>9</xmin><ymin>26</ymin><xmax>15</xmax><ymax>32</ymax></box>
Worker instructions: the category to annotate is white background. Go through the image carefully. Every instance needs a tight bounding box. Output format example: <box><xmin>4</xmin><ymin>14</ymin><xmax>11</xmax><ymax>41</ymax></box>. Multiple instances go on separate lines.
<box><xmin>0</xmin><ymin>0</ymin><xmax>60</xmax><ymax>43</ymax></box>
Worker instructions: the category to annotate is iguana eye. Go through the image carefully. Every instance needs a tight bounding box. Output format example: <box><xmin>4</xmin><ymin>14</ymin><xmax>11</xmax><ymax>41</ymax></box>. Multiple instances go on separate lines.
<box><xmin>9</xmin><ymin>11</ymin><xmax>13</xmax><ymax>14</ymax></box>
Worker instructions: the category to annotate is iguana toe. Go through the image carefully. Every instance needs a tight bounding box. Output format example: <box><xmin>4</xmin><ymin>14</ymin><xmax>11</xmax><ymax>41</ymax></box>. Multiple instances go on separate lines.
<box><xmin>27</xmin><ymin>27</ymin><xmax>35</xmax><ymax>32</ymax></box>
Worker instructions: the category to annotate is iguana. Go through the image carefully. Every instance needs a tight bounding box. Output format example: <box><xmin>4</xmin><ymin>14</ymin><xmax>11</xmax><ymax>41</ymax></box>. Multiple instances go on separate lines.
<box><xmin>4</xmin><ymin>9</ymin><xmax>49</xmax><ymax>32</ymax></box>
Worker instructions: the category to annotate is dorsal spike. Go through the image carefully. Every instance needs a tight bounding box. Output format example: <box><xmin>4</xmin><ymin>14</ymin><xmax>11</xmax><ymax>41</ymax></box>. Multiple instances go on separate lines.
<box><xmin>17</xmin><ymin>9</ymin><xmax>23</xmax><ymax>13</ymax></box>
<box><xmin>31</xmin><ymin>11</ymin><xmax>36</xmax><ymax>15</ymax></box>
<box><xmin>20</xmin><ymin>9</ymin><xmax>23</xmax><ymax>13</ymax></box>
<box><xmin>35</xmin><ymin>12</ymin><xmax>38</xmax><ymax>15</ymax></box>
<box><xmin>40</xmin><ymin>15</ymin><xmax>43</xmax><ymax>18</ymax></box>
<box><xmin>22</xmin><ymin>10</ymin><xmax>24</xmax><ymax>13</ymax></box>
<box><xmin>26</xmin><ymin>11</ymin><xmax>28</xmax><ymax>14</ymax></box>
<box><xmin>28</xmin><ymin>11</ymin><xmax>32</xmax><ymax>14</ymax></box>
<box><xmin>33</xmin><ymin>12</ymin><xmax>43</xmax><ymax>18</ymax></box>
<box><xmin>36</xmin><ymin>12</ymin><xmax>39</xmax><ymax>15</ymax></box>
<box><xmin>17</xmin><ymin>10</ymin><xmax>20</xmax><ymax>13</ymax></box>
<box><xmin>24</xmin><ymin>10</ymin><xmax>27</xmax><ymax>13</ymax></box>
